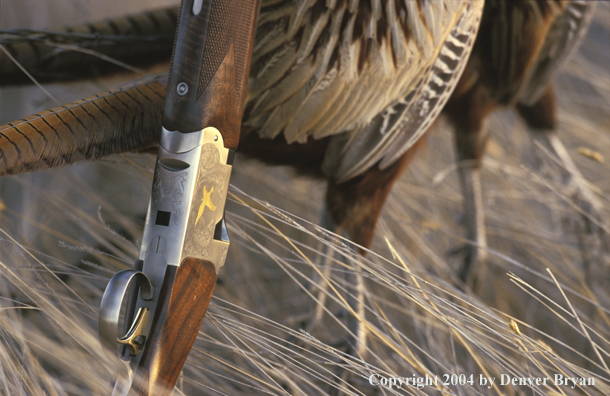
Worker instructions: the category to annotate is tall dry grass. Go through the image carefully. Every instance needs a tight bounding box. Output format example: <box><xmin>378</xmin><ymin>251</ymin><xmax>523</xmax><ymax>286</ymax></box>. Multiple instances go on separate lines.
<box><xmin>0</xmin><ymin>1</ymin><xmax>608</xmax><ymax>395</ymax></box>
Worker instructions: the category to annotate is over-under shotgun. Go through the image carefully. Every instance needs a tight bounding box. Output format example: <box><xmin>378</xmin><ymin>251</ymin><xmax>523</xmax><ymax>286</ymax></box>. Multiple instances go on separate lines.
<box><xmin>98</xmin><ymin>1</ymin><xmax>260</xmax><ymax>394</ymax></box>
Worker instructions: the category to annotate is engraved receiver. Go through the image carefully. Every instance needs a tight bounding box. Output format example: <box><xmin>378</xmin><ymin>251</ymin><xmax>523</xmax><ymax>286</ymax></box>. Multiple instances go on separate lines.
<box><xmin>97</xmin><ymin>1</ymin><xmax>260</xmax><ymax>395</ymax></box>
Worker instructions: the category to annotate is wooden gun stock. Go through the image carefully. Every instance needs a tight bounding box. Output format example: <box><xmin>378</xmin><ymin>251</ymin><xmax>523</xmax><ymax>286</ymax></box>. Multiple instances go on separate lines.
<box><xmin>117</xmin><ymin>1</ymin><xmax>260</xmax><ymax>395</ymax></box>
<box><xmin>130</xmin><ymin>258</ymin><xmax>217</xmax><ymax>395</ymax></box>
<box><xmin>162</xmin><ymin>0</ymin><xmax>259</xmax><ymax>149</ymax></box>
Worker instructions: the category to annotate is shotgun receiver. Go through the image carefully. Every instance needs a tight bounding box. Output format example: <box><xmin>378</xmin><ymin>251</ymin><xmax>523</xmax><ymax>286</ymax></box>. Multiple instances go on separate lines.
<box><xmin>98</xmin><ymin>1</ymin><xmax>259</xmax><ymax>394</ymax></box>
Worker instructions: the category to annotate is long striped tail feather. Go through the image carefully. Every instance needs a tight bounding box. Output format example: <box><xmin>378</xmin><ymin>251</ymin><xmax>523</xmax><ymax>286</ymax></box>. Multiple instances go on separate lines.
<box><xmin>0</xmin><ymin>7</ymin><xmax>177</xmax><ymax>85</ymax></box>
<box><xmin>0</xmin><ymin>75</ymin><xmax>166</xmax><ymax>176</ymax></box>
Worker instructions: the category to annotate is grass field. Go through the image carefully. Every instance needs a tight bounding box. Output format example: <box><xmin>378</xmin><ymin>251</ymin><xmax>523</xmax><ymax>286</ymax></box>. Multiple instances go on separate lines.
<box><xmin>0</xmin><ymin>1</ymin><xmax>608</xmax><ymax>395</ymax></box>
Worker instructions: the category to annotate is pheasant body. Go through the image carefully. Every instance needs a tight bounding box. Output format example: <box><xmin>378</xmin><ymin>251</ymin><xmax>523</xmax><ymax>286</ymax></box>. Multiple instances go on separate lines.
<box><xmin>0</xmin><ymin>0</ymin><xmax>598</xmax><ymax>254</ymax></box>
<box><xmin>247</xmin><ymin>0</ymin><xmax>483</xmax><ymax>181</ymax></box>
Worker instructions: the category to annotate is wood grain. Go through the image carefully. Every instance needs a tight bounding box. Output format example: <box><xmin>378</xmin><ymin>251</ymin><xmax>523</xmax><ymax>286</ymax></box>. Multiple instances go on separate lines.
<box><xmin>162</xmin><ymin>0</ymin><xmax>259</xmax><ymax>150</ymax></box>
<box><xmin>130</xmin><ymin>258</ymin><xmax>217</xmax><ymax>396</ymax></box>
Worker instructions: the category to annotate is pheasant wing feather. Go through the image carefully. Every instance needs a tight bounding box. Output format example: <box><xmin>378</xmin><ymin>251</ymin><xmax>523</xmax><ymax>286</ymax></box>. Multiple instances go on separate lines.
<box><xmin>246</xmin><ymin>0</ymin><xmax>483</xmax><ymax>182</ymax></box>
<box><xmin>321</xmin><ymin>0</ymin><xmax>483</xmax><ymax>181</ymax></box>
<box><xmin>519</xmin><ymin>0</ymin><xmax>596</xmax><ymax>105</ymax></box>
<box><xmin>480</xmin><ymin>0</ymin><xmax>595</xmax><ymax>107</ymax></box>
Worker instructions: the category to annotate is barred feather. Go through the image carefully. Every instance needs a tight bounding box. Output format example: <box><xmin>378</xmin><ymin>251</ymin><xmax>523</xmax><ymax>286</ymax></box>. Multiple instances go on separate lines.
<box><xmin>477</xmin><ymin>0</ymin><xmax>596</xmax><ymax>106</ymax></box>
<box><xmin>0</xmin><ymin>1</ymin><xmax>596</xmax><ymax>183</ymax></box>
<box><xmin>520</xmin><ymin>0</ymin><xmax>596</xmax><ymax>105</ymax></box>
<box><xmin>0</xmin><ymin>76</ymin><xmax>166</xmax><ymax>176</ymax></box>
<box><xmin>0</xmin><ymin>8</ymin><xmax>177</xmax><ymax>84</ymax></box>
<box><xmin>0</xmin><ymin>1</ymin><xmax>483</xmax><ymax>181</ymax></box>
<box><xmin>247</xmin><ymin>0</ymin><xmax>484</xmax><ymax>181</ymax></box>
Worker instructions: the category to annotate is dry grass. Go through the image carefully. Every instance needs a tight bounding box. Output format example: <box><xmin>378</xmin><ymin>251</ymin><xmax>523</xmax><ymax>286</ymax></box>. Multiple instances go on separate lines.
<box><xmin>0</xmin><ymin>1</ymin><xmax>608</xmax><ymax>395</ymax></box>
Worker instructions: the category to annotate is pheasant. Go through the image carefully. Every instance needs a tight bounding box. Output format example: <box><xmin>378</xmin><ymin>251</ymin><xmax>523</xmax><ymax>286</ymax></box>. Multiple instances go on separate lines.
<box><xmin>0</xmin><ymin>0</ymin><xmax>483</xmax><ymax>360</ymax></box>
<box><xmin>0</xmin><ymin>0</ymin><xmax>602</xmax><ymax>354</ymax></box>
<box><xmin>0</xmin><ymin>0</ymin><xmax>483</xmax><ymax>251</ymax></box>
<box><xmin>442</xmin><ymin>0</ymin><xmax>603</xmax><ymax>282</ymax></box>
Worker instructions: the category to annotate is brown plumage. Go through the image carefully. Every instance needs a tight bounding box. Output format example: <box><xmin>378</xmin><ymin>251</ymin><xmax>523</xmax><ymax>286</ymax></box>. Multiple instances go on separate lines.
<box><xmin>0</xmin><ymin>1</ymin><xmax>599</xmax><ymax>272</ymax></box>
<box><xmin>442</xmin><ymin>0</ymin><xmax>600</xmax><ymax>280</ymax></box>
<box><xmin>0</xmin><ymin>76</ymin><xmax>166</xmax><ymax>175</ymax></box>
<box><xmin>0</xmin><ymin>8</ymin><xmax>177</xmax><ymax>84</ymax></box>
<box><xmin>447</xmin><ymin>0</ymin><xmax>595</xmax><ymax>160</ymax></box>
<box><xmin>0</xmin><ymin>0</ymin><xmax>484</xmax><ymax>254</ymax></box>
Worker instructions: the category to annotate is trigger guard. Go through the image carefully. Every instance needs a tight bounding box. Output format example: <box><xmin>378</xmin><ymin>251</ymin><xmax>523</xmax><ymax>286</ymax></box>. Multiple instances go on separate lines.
<box><xmin>98</xmin><ymin>269</ymin><xmax>154</xmax><ymax>357</ymax></box>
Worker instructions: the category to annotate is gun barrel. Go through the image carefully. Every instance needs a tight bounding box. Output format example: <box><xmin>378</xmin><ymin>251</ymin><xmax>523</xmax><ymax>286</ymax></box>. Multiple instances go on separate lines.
<box><xmin>99</xmin><ymin>1</ymin><xmax>260</xmax><ymax>395</ymax></box>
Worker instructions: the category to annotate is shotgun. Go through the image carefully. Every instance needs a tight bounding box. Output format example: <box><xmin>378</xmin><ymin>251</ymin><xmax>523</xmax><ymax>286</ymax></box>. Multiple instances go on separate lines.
<box><xmin>97</xmin><ymin>1</ymin><xmax>259</xmax><ymax>394</ymax></box>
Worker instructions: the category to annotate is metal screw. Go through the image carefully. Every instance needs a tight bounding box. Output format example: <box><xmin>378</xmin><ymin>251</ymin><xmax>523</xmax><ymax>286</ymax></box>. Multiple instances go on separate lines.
<box><xmin>177</xmin><ymin>82</ymin><xmax>188</xmax><ymax>96</ymax></box>
<box><xmin>134</xmin><ymin>336</ymin><xmax>145</xmax><ymax>345</ymax></box>
<box><xmin>214</xmin><ymin>135</ymin><xmax>218</xmax><ymax>141</ymax></box>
